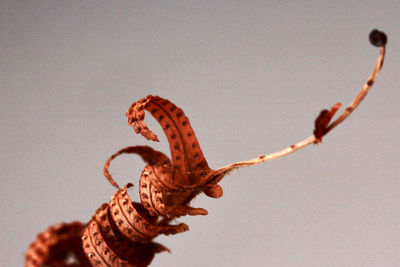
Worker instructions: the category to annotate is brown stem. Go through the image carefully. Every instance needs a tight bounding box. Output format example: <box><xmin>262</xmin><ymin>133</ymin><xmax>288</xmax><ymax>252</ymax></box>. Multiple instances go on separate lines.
<box><xmin>206</xmin><ymin>32</ymin><xmax>387</xmax><ymax>181</ymax></box>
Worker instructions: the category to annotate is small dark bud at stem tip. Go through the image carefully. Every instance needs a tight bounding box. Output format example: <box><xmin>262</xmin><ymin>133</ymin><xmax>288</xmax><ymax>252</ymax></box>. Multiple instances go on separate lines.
<box><xmin>369</xmin><ymin>29</ymin><xmax>387</xmax><ymax>47</ymax></box>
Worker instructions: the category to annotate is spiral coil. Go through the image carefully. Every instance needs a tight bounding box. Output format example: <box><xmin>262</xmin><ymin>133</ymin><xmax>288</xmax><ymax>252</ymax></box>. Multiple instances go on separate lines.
<box><xmin>25</xmin><ymin>29</ymin><xmax>387</xmax><ymax>266</ymax></box>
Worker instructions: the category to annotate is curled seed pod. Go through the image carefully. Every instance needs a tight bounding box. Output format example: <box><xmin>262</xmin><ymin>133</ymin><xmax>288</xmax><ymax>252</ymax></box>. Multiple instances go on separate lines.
<box><xmin>103</xmin><ymin>145</ymin><xmax>172</xmax><ymax>189</ymax></box>
<box><xmin>25</xmin><ymin>221</ymin><xmax>90</xmax><ymax>267</ymax></box>
<box><xmin>126</xmin><ymin>95</ymin><xmax>212</xmax><ymax>186</ymax></box>
<box><xmin>82</xmin><ymin>185</ymin><xmax>174</xmax><ymax>266</ymax></box>
<box><xmin>138</xmin><ymin>165</ymin><xmax>207</xmax><ymax>217</ymax></box>
<box><xmin>26</xmin><ymin>29</ymin><xmax>387</xmax><ymax>266</ymax></box>
<box><xmin>109</xmin><ymin>185</ymin><xmax>188</xmax><ymax>241</ymax></box>
<box><xmin>93</xmin><ymin>203</ymin><xmax>136</xmax><ymax>259</ymax></box>
<box><xmin>125</xmin><ymin>96</ymin><xmax>228</xmax><ymax>215</ymax></box>
<box><xmin>82</xmin><ymin>219</ymin><xmax>129</xmax><ymax>267</ymax></box>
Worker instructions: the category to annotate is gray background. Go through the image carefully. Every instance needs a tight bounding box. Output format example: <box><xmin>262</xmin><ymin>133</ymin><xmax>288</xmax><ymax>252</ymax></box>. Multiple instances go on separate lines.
<box><xmin>1</xmin><ymin>1</ymin><xmax>399</xmax><ymax>266</ymax></box>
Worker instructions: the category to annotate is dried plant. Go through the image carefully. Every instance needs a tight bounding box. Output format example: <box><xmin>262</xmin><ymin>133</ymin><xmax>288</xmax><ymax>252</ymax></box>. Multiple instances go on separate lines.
<box><xmin>25</xmin><ymin>29</ymin><xmax>387</xmax><ymax>267</ymax></box>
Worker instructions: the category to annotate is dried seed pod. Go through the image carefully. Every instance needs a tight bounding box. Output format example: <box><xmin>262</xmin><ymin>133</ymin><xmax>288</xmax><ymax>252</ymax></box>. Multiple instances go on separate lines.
<box><xmin>26</xmin><ymin>29</ymin><xmax>387</xmax><ymax>267</ymax></box>
<box><xmin>25</xmin><ymin>221</ymin><xmax>91</xmax><ymax>267</ymax></box>
<box><xmin>126</xmin><ymin>96</ymin><xmax>211</xmax><ymax>185</ymax></box>
<box><xmin>109</xmin><ymin>185</ymin><xmax>188</xmax><ymax>240</ymax></box>
<box><xmin>82</xmin><ymin>184</ymin><xmax>173</xmax><ymax>266</ymax></box>
<box><xmin>103</xmin><ymin>145</ymin><xmax>172</xmax><ymax>189</ymax></box>
<box><xmin>82</xmin><ymin>219</ymin><xmax>129</xmax><ymax>267</ymax></box>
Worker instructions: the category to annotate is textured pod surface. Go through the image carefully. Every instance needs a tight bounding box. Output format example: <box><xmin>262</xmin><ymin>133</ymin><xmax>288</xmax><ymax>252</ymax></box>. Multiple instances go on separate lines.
<box><xmin>82</xmin><ymin>219</ymin><xmax>129</xmax><ymax>267</ymax></box>
<box><xmin>80</xmin><ymin>183</ymin><xmax>182</xmax><ymax>266</ymax></box>
<box><xmin>25</xmin><ymin>221</ymin><xmax>91</xmax><ymax>267</ymax></box>
<box><xmin>126</xmin><ymin>95</ymin><xmax>212</xmax><ymax>185</ymax></box>
<box><xmin>109</xmin><ymin>185</ymin><xmax>188</xmax><ymax>240</ymax></box>
<box><xmin>26</xmin><ymin>39</ymin><xmax>388</xmax><ymax>265</ymax></box>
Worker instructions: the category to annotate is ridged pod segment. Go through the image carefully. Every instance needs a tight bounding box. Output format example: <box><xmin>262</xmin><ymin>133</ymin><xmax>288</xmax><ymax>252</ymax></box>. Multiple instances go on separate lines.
<box><xmin>25</xmin><ymin>221</ymin><xmax>91</xmax><ymax>267</ymax></box>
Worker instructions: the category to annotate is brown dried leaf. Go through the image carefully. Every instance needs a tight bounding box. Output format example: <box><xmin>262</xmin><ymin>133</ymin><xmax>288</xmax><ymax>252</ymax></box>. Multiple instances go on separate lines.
<box><xmin>313</xmin><ymin>102</ymin><xmax>341</xmax><ymax>143</ymax></box>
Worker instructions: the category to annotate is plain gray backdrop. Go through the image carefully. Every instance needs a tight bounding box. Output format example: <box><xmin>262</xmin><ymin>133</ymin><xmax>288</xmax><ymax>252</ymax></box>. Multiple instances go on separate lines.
<box><xmin>1</xmin><ymin>1</ymin><xmax>399</xmax><ymax>266</ymax></box>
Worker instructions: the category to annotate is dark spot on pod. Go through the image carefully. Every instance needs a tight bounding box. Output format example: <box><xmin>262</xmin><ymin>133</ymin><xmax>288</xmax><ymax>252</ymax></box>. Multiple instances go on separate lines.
<box><xmin>182</xmin><ymin>120</ymin><xmax>187</xmax><ymax>126</ymax></box>
<box><xmin>110</xmin><ymin>255</ymin><xmax>117</xmax><ymax>262</ymax></box>
<box><xmin>165</xmin><ymin>123</ymin><xmax>170</xmax><ymax>129</ymax></box>
<box><xmin>151</xmin><ymin>108</ymin><xmax>158</xmax><ymax>114</ymax></box>
<box><xmin>258</xmin><ymin>155</ymin><xmax>265</xmax><ymax>159</ymax></box>
<box><xmin>187</xmin><ymin>132</ymin><xmax>192</xmax><ymax>137</ymax></box>
<box><xmin>130</xmin><ymin>117</ymin><xmax>136</xmax><ymax>124</ymax></box>
<box><xmin>171</xmin><ymin>134</ymin><xmax>177</xmax><ymax>139</ymax></box>
<box><xmin>193</xmin><ymin>153</ymin><xmax>199</xmax><ymax>158</ymax></box>
<box><xmin>367</xmin><ymin>79</ymin><xmax>374</xmax><ymax>86</ymax></box>
<box><xmin>192</xmin><ymin>142</ymin><xmax>196</xmax><ymax>148</ymax></box>
<box><xmin>158</xmin><ymin>115</ymin><xmax>164</xmax><ymax>120</ymax></box>
<box><xmin>35</xmin><ymin>248</ymin><xmax>44</xmax><ymax>257</ymax></box>
<box><xmin>162</xmin><ymin>100</ymin><xmax>169</xmax><ymax>106</ymax></box>
<box><xmin>176</xmin><ymin>111</ymin><xmax>183</xmax><ymax>118</ymax></box>
<box><xmin>369</xmin><ymin>29</ymin><xmax>387</xmax><ymax>47</ymax></box>
<box><xmin>170</xmin><ymin>106</ymin><xmax>176</xmax><ymax>112</ymax></box>
<box><xmin>176</xmin><ymin>156</ymin><xmax>181</xmax><ymax>160</ymax></box>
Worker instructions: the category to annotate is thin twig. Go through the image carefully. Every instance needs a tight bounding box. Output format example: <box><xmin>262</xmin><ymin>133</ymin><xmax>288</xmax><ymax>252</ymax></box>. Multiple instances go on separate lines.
<box><xmin>209</xmin><ymin>32</ymin><xmax>387</xmax><ymax>178</ymax></box>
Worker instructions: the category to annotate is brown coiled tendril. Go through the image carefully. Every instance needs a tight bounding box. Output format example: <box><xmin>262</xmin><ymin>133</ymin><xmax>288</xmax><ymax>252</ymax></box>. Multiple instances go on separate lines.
<box><xmin>25</xmin><ymin>30</ymin><xmax>387</xmax><ymax>266</ymax></box>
